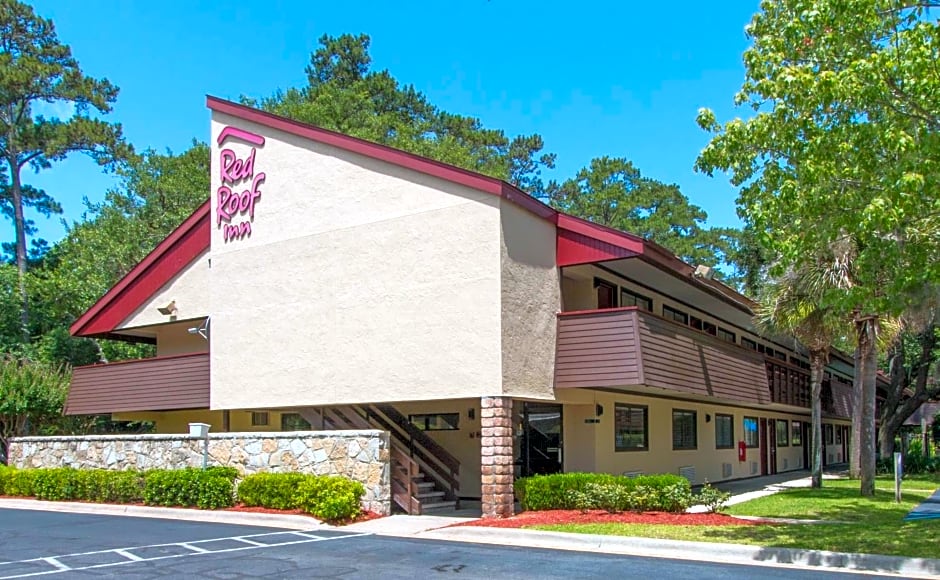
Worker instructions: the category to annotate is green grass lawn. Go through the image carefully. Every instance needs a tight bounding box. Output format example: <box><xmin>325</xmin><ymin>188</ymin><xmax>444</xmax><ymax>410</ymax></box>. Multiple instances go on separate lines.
<box><xmin>530</xmin><ymin>475</ymin><xmax>940</xmax><ymax>559</ymax></box>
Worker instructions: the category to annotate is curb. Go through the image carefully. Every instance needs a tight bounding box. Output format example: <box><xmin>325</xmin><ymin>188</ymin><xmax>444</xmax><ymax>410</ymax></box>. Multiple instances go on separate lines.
<box><xmin>0</xmin><ymin>498</ymin><xmax>327</xmax><ymax>531</ymax></box>
<box><xmin>417</xmin><ymin>526</ymin><xmax>940</xmax><ymax>579</ymax></box>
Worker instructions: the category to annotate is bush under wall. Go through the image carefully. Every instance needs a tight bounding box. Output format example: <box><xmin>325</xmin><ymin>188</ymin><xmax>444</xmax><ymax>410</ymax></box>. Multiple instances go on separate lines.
<box><xmin>143</xmin><ymin>468</ymin><xmax>235</xmax><ymax>509</ymax></box>
<box><xmin>515</xmin><ymin>472</ymin><xmax>693</xmax><ymax>513</ymax></box>
<box><xmin>235</xmin><ymin>472</ymin><xmax>364</xmax><ymax>523</ymax></box>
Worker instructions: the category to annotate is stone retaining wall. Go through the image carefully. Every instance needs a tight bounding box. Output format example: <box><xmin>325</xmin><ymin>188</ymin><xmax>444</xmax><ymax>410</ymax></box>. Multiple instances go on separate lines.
<box><xmin>8</xmin><ymin>430</ymin><xmax>390</xmax><ymax>514</ymax></box>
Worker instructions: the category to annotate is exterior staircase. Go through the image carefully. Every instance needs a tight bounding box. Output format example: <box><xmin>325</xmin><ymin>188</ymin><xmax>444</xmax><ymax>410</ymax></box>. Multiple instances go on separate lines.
<box><xmin>299</xmin><ymin>404</ymin><xmax>460</xmax><ymax>514</ymax></box>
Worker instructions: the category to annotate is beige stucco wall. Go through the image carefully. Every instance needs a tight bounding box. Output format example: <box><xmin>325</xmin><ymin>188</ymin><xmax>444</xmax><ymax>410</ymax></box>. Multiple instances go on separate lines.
<box><xmin>117</xmin><ymin>251</ymin><xmax>210</xmax><ymax>330</ymax></box>
<box><xmin>553</xmin><ymin>389</ymin><xmax>838</xmax><ymax>484</ymax></box>
<box><xmin>154</xmin><ymin>322</ymin><xmax>210</xmax><ymax>357</ymax></box>
<box><xmin>209</xmin><ymin>113</ymin><xmax>503</xmax><ymax>409</ymax></box>
<box><xmin>113</xmin><ymin>410</ymin><xmax>285</xmax><ymax>434</ymax></box>
<box><xmin>499</xmin><ymin>201</ymin><xmax>559</xmax><ymax>399</ymax></box>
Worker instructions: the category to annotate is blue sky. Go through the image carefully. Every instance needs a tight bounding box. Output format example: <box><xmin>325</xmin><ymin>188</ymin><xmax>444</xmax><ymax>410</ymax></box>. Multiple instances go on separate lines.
<box><xmin>18</xmin><ymin>0</ymin><xmax>759</xmax><ymax>245</ymax></box>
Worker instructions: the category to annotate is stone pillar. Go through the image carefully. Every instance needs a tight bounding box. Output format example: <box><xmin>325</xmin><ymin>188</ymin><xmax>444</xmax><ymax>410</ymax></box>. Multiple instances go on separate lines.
<box><xmin>480</xmin><ymin>396</ymin><xmax>514</xmax><ymax>518</ymax></box>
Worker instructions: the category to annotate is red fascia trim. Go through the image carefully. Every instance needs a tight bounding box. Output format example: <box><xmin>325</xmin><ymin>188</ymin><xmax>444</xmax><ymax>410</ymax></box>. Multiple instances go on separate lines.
<box><xmin>70</xmin><ymin>202</ymin><xmax>211</xmax><ymax>337</ymax></box>
<box><xmin>556</xmin><ymin>214</ymin><xmax>645</xmax><ymax>254</ymax></box>
<box><xmin>558</xmin><ymin>306</ymin><xmax>640</xmax><ymax>317</ymax></box>
<box><xmin>73</xmin><ymin>351</ymin><xmax>209</xmax><ymax>370</ymax></box>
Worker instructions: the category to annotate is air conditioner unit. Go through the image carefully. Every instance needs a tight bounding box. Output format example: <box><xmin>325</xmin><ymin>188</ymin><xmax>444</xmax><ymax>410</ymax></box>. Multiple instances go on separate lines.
<box><xmin>783</xmin><ymin>458</ymin><xmax>789</xmax><ymax>470</ymax></box>
<box><xmin>750</xmin><ymin>461</ymin><xmax>759</xmax><ymax>475</ymax></box>
<box><xmin>678</xmin><ymin>466</ymin><xmax>696</xmax><ymax>482</ymax></box>
<box><xmin>622</xmin><ymin>470</ymin><xmax>643</xmax><ymax>479</ymax></box>
<box><xmin>722</xmin><ymin>463</ymin><xmax>733</xmax><ymax>479</ymax></box>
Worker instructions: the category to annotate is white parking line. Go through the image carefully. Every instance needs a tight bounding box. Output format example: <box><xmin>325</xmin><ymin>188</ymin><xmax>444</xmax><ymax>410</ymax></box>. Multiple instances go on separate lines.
<box><xmin>0</xmin><ymin>530</ymin><xmax>368</xmax><ymax>579</ymax></box>
<box><xmin>113</xmin><ymin>549</ymin><xmax>143</xmax><ymax>562</ymax></box>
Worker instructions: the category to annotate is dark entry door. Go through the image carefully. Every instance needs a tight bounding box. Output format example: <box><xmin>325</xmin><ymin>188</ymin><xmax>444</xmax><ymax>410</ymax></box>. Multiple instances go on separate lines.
<box><xmin>802</xmin><ymin>422</ymin><xmax>810</xmax><ymax>470</ymax></box>
<box><xmin>759</xmin><ymin>418</ymin><xmax>768</xmax><ymax>475</ymax></box>
<box><xmin>523</xmin><ymin>403</ymin><xmax>563</xmax><ymax>476</ymax></box>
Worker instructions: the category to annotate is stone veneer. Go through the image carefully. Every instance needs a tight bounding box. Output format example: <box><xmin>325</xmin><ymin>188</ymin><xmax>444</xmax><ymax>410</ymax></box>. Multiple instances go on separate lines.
<box><xmin>8</xmin><ymin>430</ymin><xmax>390</xmax><ymax>515</ymax></box>
<box><xmin>480</xmin><ymin>396</ymin><xmax>514</xmax><ymax>517</ymax></box>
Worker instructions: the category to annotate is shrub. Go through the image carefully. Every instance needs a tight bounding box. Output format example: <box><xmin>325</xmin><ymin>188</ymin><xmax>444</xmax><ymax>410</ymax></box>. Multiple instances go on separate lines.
<box><xmin>0</xmin><ymin>464</ymin><xmax>13</xmax><ymax>495</ymax></box>
<box><xmin>33</xmin><ymin>468</ymin><xmax>82</xmax><ymax>501</ymax></box>
<box><xmin>237</xmin><ymin>473</ymin><xmax>307</xmax><ymax>510</ymax></box>
<box><xmin>695</xmin><ymin>482</ymin><xmax>731</xmax><ymax>513</ymax></box>
<box><xmin>515</xmin><ymin>472</ymin><xmax>692</xmax><ymax>513</ymax></box>
<box><xmin>205</xmin><ymin>466</ymin><xmax>239</xmax><ymax>481</ymax></box>
<box><xmin>514</xmin><ymin>473</ymin><xmax>623</xmax><ymax>511</ymax></box>
<box><xmin>292</xmin><ymin>476</ymin><xmax>364</xmax><ymax>523</ymax></box>
<box><xmin>144</xmin><ymin>468</ymin><xmax>234</xmax><ymax>509</ymax></box>
<box><xmin>5</xmin><ymin>467</ymin><xmax>36</xmax><ymax>497</ymax></box>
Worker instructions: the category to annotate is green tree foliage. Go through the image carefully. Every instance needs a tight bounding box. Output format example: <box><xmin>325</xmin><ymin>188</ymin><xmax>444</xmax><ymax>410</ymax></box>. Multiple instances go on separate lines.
<box><xmin>755</xmin><ymin>256</ymin><xmax>846</xmax><ymax>489</ymax></box>
<box><xmin>29</xmin><ymin>143</ymin><xmax>209</xmax><ymax>364</ymax></box>
<box><xmin>0</xmin><ymin>355</ymin><xmax>69</xmax><ymax>462</ymax></box>
<box><xmin>246</xmin><ymin>33</ymin><xmax>556</xmax><ymax>197</ymax></box>
<box><xmin>696</xmin><ymin>0</ymin><xmax>940</xmax><ymax>496</ymax></box>
<box><xmin>547</xmin><ymin>156</ymin><xmax>740</xmax><ymax>275</ymax></box>
<box><xmin>0</xmin><ymin>0</ymin><xmax>127</xmax><ymax>340</ymax></box>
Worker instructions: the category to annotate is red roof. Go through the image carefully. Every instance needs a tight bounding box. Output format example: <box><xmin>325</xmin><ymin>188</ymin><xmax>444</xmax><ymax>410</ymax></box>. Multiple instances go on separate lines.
<box><xmin>72</xmin><ymin>98</ymin><xmax>753</xmax><ymax>337</ymax></box>
<box><xmin>70</xmin><ymin>201</ymin><xmax>210</xmax><ymax>337</ymax></box>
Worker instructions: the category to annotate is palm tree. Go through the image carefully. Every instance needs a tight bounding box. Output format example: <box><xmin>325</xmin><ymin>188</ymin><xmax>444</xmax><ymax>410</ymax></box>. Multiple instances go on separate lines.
<box><xmin>756</xmin><ymin>267</ymin><xmax>843</xmax><ymax>488</ymax></box>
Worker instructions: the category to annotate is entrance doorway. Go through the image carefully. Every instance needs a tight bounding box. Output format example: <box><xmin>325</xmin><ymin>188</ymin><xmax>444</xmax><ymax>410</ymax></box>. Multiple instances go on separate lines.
<box><xmin>522</xmin><ymin>403</ymin><xmax>563</xmax><ymax>476</ymax></box>
<box><xmin>760</xmin><ymin>418</ymin><xmax>777</xmax><ymax>475</ymax></box>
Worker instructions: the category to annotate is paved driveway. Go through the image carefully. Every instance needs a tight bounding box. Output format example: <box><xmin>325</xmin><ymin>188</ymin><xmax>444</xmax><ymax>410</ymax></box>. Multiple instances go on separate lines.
<box><xmin>0</xmin><ymin>508</ymin><xmax>904</xmax><ymax>579</ymax></box>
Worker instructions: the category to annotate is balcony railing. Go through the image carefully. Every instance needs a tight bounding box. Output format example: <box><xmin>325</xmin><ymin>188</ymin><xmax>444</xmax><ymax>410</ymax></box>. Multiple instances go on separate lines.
<box><xmin>65</xmin><ymin>352</ymin><xmax>209</xmax><ymax>415</ymax></box>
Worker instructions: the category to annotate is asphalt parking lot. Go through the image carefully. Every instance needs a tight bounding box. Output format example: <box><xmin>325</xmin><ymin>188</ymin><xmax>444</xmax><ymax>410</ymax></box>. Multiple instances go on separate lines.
<box><xmin>0</xmin><ymin>508</ymin><xmax>905</xmax><ymax>579</ymax></box>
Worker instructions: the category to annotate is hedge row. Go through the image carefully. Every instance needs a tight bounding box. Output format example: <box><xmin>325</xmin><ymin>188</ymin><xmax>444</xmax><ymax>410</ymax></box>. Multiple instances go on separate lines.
<box><xmin>0</xmin><ymin>465</ymin><xmax>237</xmax><ymax>509</ymax></box>
<box><xmin>515</xmin><ymin>472</ymin><xmax>695</xmax><ymax>512</ymax></box>
<box><xmin>0</xmin><ymin>466</ymin><xmax>364</xmax><ymax>522</ymax></box>
<box><xmin>238</xmin><ymin>472</ymin><xmax>365</xmax><ymax>522</ymax></box>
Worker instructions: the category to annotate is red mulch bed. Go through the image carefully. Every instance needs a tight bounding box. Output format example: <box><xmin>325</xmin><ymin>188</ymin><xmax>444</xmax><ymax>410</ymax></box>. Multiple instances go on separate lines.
<box><xmin>454</xmin><ymin>509</ymin><xmax>764</xmax><ymax>528</ymax></box>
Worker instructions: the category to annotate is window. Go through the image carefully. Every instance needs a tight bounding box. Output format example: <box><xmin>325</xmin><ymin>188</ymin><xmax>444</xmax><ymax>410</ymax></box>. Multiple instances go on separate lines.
<box><xmin>409</xmin><ymin>413</ymin><xmax>459</xmax><ymax>431</ymax></box>
<box><xmin>690</xmin><ymin>315</ymin><xmax>703</xmax><ymax>331</ymax></box>
<box><xmin>742</xmin><ymin>337</ymin><xmax>758</xmax><ymax>351</ymax></box>
<box><xmin>717</xmin><ymin>328</ymin><xmax>736</xmax><ymax>343</ymax></box>
<box><xmin>595</xmin><ymin>278</ymin><xmax>618</xmax><ymax>309</ymax></box>
<box><xmin>703</xmin><ymin>321</ymin><xmax>717</xmax><ymax>336</ymax></box>
<box><xmin>824</xmin><ymin>424</ymin><xmax>834</xmax><ymax>445</ymax></box>
<box><xmin>744</xmin><ymin>416</ymin><xmax>759</xmax><ymax>447</ymax></box>
<box><xmin>615</xmin><ymin>404</ymin><xmax>648</xmax><ymax>451</ymax></box>
<box><xmin>715</xmin><ymin>414</ymin><xmax>734</xmax><ymax>449</ymax></box>
<box><xmin>672</xmin><ymin>409</ymin><xmax>697</xmax><ymax>450</ymax></box>
<box><xmin>251</xmin><ymin>412</ymin><xmax>269</xmax><ymax>426</ymax></box>
<box><xmin>620</xmin><ymin>289</ymin><xmax>652</xmax><ymax>312</ymax></box>
<box><xmin>835</xmin><ymin>424</ymin><xmax>843</xmax><ymax>444</ymax></box>
<box><xmin>663</xmin><ymin>305</ymin><xmax>688</xmax><ymax>325</ymax></box>
<box><xmin>776</xmin><ymin>419</ymin><xmax>789</xmax><ymax>446</ymax></box>
<box><xmin>775</xmin><ymin>350</ymin><xmax>787</xmax><ymax>362</ymax></box>
<box><xmin>280</xmin><ymin>413</ymin><xmax>311</xmax><ymax>431</ymax></box>
<box><xmin>791</xmin><ymin>421</ymin><xmax>802</xmax><ymax>446</ymax></box>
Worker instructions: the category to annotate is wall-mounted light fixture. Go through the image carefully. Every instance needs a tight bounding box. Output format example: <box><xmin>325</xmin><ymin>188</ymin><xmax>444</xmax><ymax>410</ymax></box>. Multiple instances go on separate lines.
<box><xmin>468</xmin><ymin>408</ymin><xmax>475</xmax><ymax>420</ymax></box>
<box><xmin>157</xmin><ymin>300</ymin><xmax>178</xmax><ymax>316</ymax></box>
<box><xmin>187</xmin><ymin>317</ymin><xmax>210</xmax><ymax>340</ymax></box>
<box><xmin>706</xmin><ymin>414</ymin><xmax>712</xmax><ymax>423</ymax></box>
<box><xmin>595</xmin><ymin>404</ymin><xmax>604</xmax><ymax>417</ymax></box>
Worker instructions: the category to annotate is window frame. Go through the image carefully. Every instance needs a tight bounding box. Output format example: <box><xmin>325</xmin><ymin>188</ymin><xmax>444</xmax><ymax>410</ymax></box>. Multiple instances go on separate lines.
<box><xmin>620</xmin><ymin>288</ymin><xmax>652</xmax><ymax>312</ymax></box>
<box><xmin>614</xmin><ymin>403</ymin><xmax>649</xmax><ymax>452</ymax></box>
<box><xmin>824</xmin><ymin>424</ymin><xmax>834</xmax><ymax>445</ymax></box>
<box><xmin>715</xmin><ymin>413</ymin><xmax>735</xmax><ymax>449</ymax></box>
<box><xmin>743</xmin><ymin>416</ymin><xmax>759</xmax><ymax>448</ymax></box>
<box><xmin>717</xmin><ymin>327</ymin><xmax>736</xmax><ymax>343</ymax></box>
<box><xmin>775</xmin><ymin>419</ymin><xmax>790</xmax><ymax>446</ymax></box>
<box><xmin>742</xmin><ymin>337</ymin><xmax>758</xmax><ymax>350</ymax></box>
<box><xmin>594</xmin><ymin>277</ymin><xmax>618</xmax><ymax>309</ymax></box>
<box><xmin>663</xmin><ymin>305</ymin><xmax>689</xmax><ymax>325</ymax></box>
<box><xmin>251</xmin><ymin>411</ymin><xmax>269</xmax><ymax>427</ymax></box>
<box><xmin>409</xmin><ymin>413</ymin><xmax>460</xmax><ymax>431</ymax></box>
<box><xmin>672</xmin><ymin>409</ymin><xmax>698</xmax><ymax>450</ymax></box>
<box><xmin>791</xmin><ymin>421</ymin><xmax>802</xmax><ymax>446</ymax></box>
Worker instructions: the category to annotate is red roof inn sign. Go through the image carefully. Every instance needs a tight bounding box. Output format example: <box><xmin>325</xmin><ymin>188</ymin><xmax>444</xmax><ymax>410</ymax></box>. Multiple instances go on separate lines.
<box><xmin>216</xmin><ymin>126</ymin><xmax>266</xmax><ymax>242</ymax></box>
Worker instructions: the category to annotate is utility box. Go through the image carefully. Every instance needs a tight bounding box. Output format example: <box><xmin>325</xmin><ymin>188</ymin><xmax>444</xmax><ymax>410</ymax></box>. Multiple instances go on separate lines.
<box><xmin>188</xmin><ymin>422</ymin><xmax>211</xmax><ymax>438</ymax></box>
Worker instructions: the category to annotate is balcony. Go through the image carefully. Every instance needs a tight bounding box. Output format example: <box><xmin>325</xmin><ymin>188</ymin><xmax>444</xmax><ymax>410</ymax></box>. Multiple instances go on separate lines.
<box><xmin>65</xmin><ymin>352</ymin><xmax>209</xmax><ymax>415</ymax></box>
<box><xmin>555</xmin><ymin>307</ymin><xmax>772</xmax><ymax>405</ymax></box>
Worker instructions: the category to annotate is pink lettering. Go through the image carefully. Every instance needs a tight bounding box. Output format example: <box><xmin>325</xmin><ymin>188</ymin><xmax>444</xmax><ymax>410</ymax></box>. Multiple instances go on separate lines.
<box><xmin>215</xmin><ymin>126</ymin><xmax>269</xmax><ymax>243</ymax></box>
<box><xmin>223</xmin><ymin>221</ymin><xmax>252</xmax><ymax>241</ymax></box>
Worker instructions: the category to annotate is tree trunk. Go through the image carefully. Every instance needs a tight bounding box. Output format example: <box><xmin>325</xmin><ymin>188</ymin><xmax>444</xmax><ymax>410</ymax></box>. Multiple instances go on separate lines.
<box><xmin>810</xmin><ymin>350</ymin><xmax>825</xmax><ymax>488</ymax></box>
<box><xmin>850</xmin><ymin>344</ymin><xmax>862</xmax><ymax>479</ymax></box>
<box><xmin>9</xmin><ymin>161</ymin><xmax>30</xmax><ymax>343</ymax></box>
<box><xmin>858</xmin><ymin>317</ymin><xmax>878</xmax><ymax>497</ymax></box>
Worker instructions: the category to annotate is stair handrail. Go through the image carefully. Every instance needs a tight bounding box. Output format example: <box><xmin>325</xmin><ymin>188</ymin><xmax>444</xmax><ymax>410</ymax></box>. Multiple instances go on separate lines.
<box><xmin>371</xmin><ymin>404</ymin><xmax>460</xmax><ymax>474</ymax></box>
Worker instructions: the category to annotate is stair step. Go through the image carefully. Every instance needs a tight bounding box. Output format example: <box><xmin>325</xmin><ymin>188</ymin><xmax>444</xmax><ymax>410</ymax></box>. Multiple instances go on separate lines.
<box><xmin>414</xmin><ymin>481</ymin><xmax>435</xmax><ymax>490</ymax></box>
<box><xmin>420</xmin><ymin>501</ymin><xmax>458</xmax><ymax>512</ymax></box>
<box><xmin>417</xmin><ymin>490</ymin><xmax>445</xmax><ymax>500</ymax></box>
